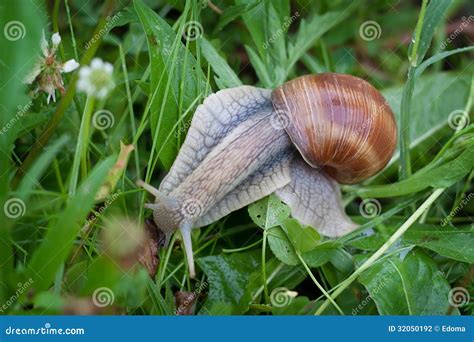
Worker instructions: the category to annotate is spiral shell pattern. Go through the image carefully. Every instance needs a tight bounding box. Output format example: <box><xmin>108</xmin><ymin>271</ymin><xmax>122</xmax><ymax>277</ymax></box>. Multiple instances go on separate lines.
<box><xmin>271</xmin><ymin>73</ymin><xmax>397</xmax><ymax>184</ymax></box>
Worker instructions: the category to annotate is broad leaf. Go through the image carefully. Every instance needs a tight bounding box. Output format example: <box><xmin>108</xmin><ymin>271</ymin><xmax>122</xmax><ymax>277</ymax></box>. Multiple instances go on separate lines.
<box><xmin>358</xmin><ymin>249</ymin><xmax>451</xmax><ymax>315</ymax></box>
<box><xmin>266</xmin><ymin>227</ymin><xmax>299</xmax><ymax>266</ymax></box>
<box><xmin>248</xmin><ymin>194</ymin><xmax>290</xmax><ymax>230</ymax></box>
<box><xmin>281</xmin><ymin>218</ymin><xmax>320</xmax><ymax>253</ymax></box>
<box><xmin>197</xmin><ymin>251</ymin><xmax>260</xmax><ymax>314</ymax></box>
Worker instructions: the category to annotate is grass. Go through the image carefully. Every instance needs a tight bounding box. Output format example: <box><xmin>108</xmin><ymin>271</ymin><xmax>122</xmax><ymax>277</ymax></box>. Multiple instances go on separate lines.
<box><xmin>0</xmin><ymin>0</ymin><xmax>472</xmax><ymax>316</ymax></box>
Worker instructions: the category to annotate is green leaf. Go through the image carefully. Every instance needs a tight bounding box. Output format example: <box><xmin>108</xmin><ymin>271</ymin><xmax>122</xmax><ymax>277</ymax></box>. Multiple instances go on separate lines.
<box><xmin>301</xmin><ymin>241</ymin><xmax>341</xmax><ymax>268</ymax></box>
<box><xmin>214</xmin><ymin>3</ymin><xmax>258</xmax><ymax>32</ymax></box>
<box><xmin>235</xmin><ymin>0</ymin><xmax>266</xmax><ymax>56</ymax></box>
<box><xmin>382</xmin><ymin>72</ymin><xmax>470</xmax><ymax>146</ymax></box>
<box><xmin>356</xmin><ymin>142</ymin><xmax>474</xmax><ymax>198</ymax></box>
<box><xmin>248</xmin><ymin>194</ymin><xmax>290</xmax><ymax>230</ymax></box>
<box><xmin>403</xmin><ymin>224</ymin><xmax>474</xmax><ymax>263</ymax></box>
<box><xmin>26</xmin><ymin>156</ymin><xmax>115</xmax><ymax>291</ymax></box>
<box><xmin>245</xmin><ymin>45</ymin><xmax>272</xmax><ymax>88</ymax></box>
<box><xmin>358</xmin><ymin>249</ymin><xmax>451</xmax><ymax>315</ymax></box>
<box><xmin>0</xmin><ymin>0</ymin><xmax>45</xmax><ymax>302</ymax></box>
<box><xmin>200</xmin><ymin>38</ymin><xmax>242</xmax><ymax>89</ymax></box>
<box><xmin>134</xmin><ymin>0</ymin><xmax>207</xmax><ymax>169</ymax></box>
<box><xmin>197</xmin><ymin>251</ymin><xmax>260</xmax><ymax>314</ymax></box>
<box><xmin>410</xmin><ymin>0</ymin><xmax>451</xmax><ymax>66</ymax></box>
<box><xmin>265</xmin><ymin>3</ymin><xmax>287</xmax><ymax>69</ymax></box>
<box><xmin>415</xmin><ymin>46</ymin><xmax>474</xmax><ymax>78</ymax></box>
<box><xmin>247</xmin><ymin>194</ymin><xmax>297</xmax><ymax>265</ymax></box>
<box><xmin>15</xmin><ymin>135</ymin><xmax>69</xmax><ymax>202</ymax></box>
<box><xmin>348</xmin><ymin>219</ymin><xmax>474</xmax><ymax>264</ymax></box>
<box><xmin>283</xmin><ymin>11</ymin><xmax>350</xmax><ymax>82</ymax></box>
<box><xmin>267</xmin><ymin>227</ymin><xmax>299</xmax><ymax>266</ymax></box>
<box><xmin>281</xmin><ymin>218</ymin><xmax>320</xmax><ymax>253</ymax></box>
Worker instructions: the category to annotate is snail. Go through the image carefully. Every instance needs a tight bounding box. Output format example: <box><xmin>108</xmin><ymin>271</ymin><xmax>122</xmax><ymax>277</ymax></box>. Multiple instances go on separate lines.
<box><xmin>138</xmin><ymin>73</ymin><xmax>397</xmax><ymax>277</ymax></box>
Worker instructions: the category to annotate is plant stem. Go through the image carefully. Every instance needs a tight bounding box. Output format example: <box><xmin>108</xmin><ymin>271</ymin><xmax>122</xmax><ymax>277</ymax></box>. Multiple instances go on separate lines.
<box><xmin>262</xmin><ymin>229</ymin><xmax>269</xmax><ymax>302</ymax></box>
<box><xmin>68</xmin><ymin>95</ymin><xmax>95</xmax><ymax>198</ymax></box>
<box><xmin>315</xmin><ymin>188</ymin><xmax>446</xmax><ymax>315</ymax></box>
<box><xmin>297</xmin><ymin>253</ymin><xmax>344</xmax><ymax>315</ymax></box>
<box><xmin>399</xmin><ymin>66</ymin><xmax>415</xmax><ymax>180</ymax></box>
<box><xmin>398</xmin><ymin>0</ymin><xmax>428</xmax><ymax>181</ymax></box>
<box><xmin>409</xmin><ymin>0</ymin><xmax>428</xmax><ymax>67</ymax></box>
<box><xmin>222</xmin><ymin>238</ymin><xmax>262</xmax><ymax>253</ymax></box>
<box><xmin>252</xmin><ymin>262</ymin><xmax>285</xmax><ymax>302</ymax></box>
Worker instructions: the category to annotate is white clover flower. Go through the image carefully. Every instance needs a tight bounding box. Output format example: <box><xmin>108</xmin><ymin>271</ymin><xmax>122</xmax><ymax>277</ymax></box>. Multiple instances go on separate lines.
<box><xmin>62</xmin><ymin>59</ymin><xmax>80</xmax><ymax>73</ymax></box>
<box><xmin>51</xmin><ymin>32</ymin><xmax>61</xmax><ymax>48</ymax></box>
<box><xmin>76</xmin><ymin>58</ymin><xmax>115</xmax><ymax>99</ymax></box>
<box><xmin>25</xmin><ymin>31</ymin><xmax>79</xmax><ymax>104</ymax></box>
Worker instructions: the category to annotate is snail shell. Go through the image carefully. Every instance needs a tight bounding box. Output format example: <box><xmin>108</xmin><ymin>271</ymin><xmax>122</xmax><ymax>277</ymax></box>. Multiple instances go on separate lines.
<box><xmin>271</xmin><ymin>73</ymin><xmax>397</xmax><ymax>184</ymax></box>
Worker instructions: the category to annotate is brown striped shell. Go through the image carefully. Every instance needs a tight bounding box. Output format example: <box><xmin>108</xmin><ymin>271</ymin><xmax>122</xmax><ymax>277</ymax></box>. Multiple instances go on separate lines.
<box><xmin>271</xmin><ymin>73</ymin><xmax>397</xmax><ymax>184</ymax></box>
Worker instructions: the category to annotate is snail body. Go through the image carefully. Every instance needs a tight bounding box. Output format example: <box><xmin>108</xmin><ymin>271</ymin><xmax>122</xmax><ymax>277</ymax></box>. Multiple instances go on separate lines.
<box><xmin>138</xmin><ymin>73</ymin><xmax>397</xmax><ymax>277</ymax></box>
